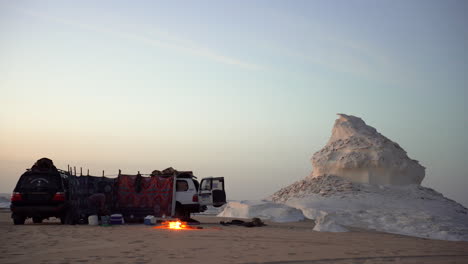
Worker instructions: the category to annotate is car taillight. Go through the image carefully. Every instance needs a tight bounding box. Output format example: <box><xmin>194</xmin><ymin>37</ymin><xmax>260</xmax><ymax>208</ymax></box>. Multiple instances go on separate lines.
<box><xmin>52</xmin><ymin>192</ymin><xmax>65</xmax><ymax>201</ymax></box>
<box><xmin>192</xmin><ymin>194</ymin><xmax>199</xmax><ymax>202</ymax></box>
<box><xmin>11</xmin><ymin>192</ymin><xmax>22</xmax><ymax>202</ymax></box>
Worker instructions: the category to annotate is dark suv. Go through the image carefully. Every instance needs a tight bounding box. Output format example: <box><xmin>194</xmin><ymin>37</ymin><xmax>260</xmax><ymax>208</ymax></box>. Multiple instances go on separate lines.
<box><xmin>10</xmin><ymin>158</ymin><xmax>71</xmax><ymax>225</ymax></box>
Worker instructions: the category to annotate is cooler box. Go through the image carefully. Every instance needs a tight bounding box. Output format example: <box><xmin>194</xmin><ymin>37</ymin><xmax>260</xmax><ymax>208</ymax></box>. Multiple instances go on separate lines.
<box><xmin>144</xmin><ymin>215</ymin><xmax>155</xmax><ymax>225</ymax></box>
<box><xmin>110</xmin><ymin>214</ymin><xmax>124</xmax><ymax>225</ymax></box>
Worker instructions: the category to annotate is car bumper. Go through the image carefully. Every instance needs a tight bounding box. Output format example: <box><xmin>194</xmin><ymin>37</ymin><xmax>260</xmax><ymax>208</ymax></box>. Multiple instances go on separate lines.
<box><xmin>11</xmin><ymin>205</ymin><xmax>66</xmax><ymax>217</ymax></box>
<box><xmin>182</xmin><ymin>203</ymin><xmax>203</xmax><ymax>213</ymax></box>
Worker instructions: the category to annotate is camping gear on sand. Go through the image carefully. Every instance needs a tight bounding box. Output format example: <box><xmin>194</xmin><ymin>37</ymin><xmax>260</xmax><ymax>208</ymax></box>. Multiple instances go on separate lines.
<box><xmin>220</xmin><ymin>218</ymin><xmax>265</xmax><ymax>227</ymax></box>
<box><xmin>110</xmin><ymin>214</ymin><xmax>124</xmax><ymax>225</ymax></box>
<box><xmin>88</xmin><ymin>215</ymin><xmax>99</xmax><ymax>226</ymax></box>
<box><xmin>101</xmin><ymin>215</ymin><xmax>110</xmax><ymax>226</ymax></box>
<box><xmin>144</xmin><ymin>215</ymin><xmax>156</xmax><ymax>225</ymax></box>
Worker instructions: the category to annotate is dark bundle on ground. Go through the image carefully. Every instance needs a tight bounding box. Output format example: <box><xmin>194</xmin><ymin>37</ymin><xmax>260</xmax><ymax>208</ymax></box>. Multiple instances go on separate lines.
<box><xmin>220</xmin><ymin>218</ymin><xmax>266</xmax><ymax>227</ymax></box>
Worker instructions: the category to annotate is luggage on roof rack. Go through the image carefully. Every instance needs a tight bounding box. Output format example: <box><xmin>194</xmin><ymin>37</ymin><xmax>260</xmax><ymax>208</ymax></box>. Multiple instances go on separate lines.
<box><xmin>31</xmin><ymin>157</ymin><xmax>57</xmax><ymax>172</ymax></box>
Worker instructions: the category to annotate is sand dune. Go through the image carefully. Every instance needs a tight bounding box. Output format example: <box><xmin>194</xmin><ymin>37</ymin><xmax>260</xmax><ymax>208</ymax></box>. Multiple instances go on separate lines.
<box><xmin>1</xmin><ymin>210</ymin><xmax>467</xmax><ymax>264</ymax></box>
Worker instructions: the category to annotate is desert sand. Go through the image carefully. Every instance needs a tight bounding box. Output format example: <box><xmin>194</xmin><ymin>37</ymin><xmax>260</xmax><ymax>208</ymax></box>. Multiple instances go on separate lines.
<box><xmin>1</xmin><ymin>210</ymin><xmax>467</xmax><ymax>264</ymax></box>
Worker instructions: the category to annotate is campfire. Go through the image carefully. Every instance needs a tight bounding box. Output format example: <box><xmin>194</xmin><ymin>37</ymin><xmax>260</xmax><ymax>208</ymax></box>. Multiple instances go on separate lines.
<box><xmin>168</xmin><ymin>221</ymin><xmax>185</xmax><ymax>229</ymax></box>
<box><xmin>153</xmin><ymin>220</ymin><xmax>202</xmax><ymax>230</ymax></box>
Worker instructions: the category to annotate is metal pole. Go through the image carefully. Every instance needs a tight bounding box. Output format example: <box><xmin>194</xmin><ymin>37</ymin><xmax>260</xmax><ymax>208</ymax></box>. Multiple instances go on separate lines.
<box><xmin>171</xmin><ymin>173</ymin><xmax>177</xmax><ymax>217</ymax></box>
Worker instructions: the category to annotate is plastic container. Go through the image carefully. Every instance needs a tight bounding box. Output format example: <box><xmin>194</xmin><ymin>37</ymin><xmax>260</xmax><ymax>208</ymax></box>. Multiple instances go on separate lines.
<box><xmin>101</xmin><ymin>215</ymin><xmax>110</xmax><ymax>226</ymax></box>
<box><xmin>110</xmin><ymin>214</ymin><xmax>124</xmax><ymax>225</ymax></box>
<box><xmin>144</xmin><ymin>215</ymin><xmax>155</xmax><ymax>225</ymax></box>
<box><xmin>88</xmin><ymin>215</ymin><xmax>99</xmax><ymax>226</ymax></box>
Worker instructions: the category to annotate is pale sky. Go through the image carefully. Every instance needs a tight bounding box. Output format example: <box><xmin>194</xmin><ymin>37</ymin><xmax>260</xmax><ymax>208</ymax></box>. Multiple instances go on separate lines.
<box><xmin>1</xmin><ymin>0</ymin><xmax>467</xmax><ymax>206</ymax></box>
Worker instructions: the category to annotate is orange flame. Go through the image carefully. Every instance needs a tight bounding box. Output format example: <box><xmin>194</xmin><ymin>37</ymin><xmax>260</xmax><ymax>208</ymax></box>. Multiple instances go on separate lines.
<box><xmin>168</xmin><ymin>221</ymin><xmax>186</xmax><ymax>229</ymax></box>
<box><xmin>153</xmin><ymin>220</ymin><xmax>196</xmax><ymax>230</ymax></box>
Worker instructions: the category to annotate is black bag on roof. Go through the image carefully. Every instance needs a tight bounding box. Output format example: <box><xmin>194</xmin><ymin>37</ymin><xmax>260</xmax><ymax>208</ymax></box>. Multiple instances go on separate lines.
<box><xmin>31</xmin><ymin>158</ymin><xmax>57</xmax><ymax>171</ymax></box>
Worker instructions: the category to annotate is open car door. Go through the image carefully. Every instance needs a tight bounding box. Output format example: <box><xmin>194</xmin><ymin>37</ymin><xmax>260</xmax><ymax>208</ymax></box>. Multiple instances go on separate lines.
<box><xmin>198</xmin><ymin>177</ymin><xmax>226</xmax><ymax>207</ymax></box>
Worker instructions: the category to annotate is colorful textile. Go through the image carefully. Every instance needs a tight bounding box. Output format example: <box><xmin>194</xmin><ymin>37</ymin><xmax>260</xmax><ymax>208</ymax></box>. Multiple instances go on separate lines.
<box><xmin>116</xmin><ymin>174</ymin><xmax>174</xmax><ymax>218</ymax></box>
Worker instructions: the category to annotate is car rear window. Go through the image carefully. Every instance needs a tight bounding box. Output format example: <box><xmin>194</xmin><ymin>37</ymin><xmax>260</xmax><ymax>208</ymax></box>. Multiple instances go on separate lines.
<box><xmin>176</xmin><ymin>180</ymin><xmax>189</xmax><ymax>192</ymax></box>
<box><xmin>18</xmin><ymin>174</ymin><xmax>61</xmax><ymax>190</ymax></box>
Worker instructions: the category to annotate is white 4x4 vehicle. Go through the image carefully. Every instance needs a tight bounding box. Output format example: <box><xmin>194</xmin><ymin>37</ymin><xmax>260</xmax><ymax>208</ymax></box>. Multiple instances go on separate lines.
<box><xmin>174</xmin><ymin>175</ymin><xmax>226</xmax><ymax>219</ymax></box>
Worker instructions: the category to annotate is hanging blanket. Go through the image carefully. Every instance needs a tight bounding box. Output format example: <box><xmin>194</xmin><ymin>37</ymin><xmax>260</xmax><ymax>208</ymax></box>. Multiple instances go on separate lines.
<box><xmin>68</xmin><ymin>175</ymin><xmax>116</xmax><ymax>221</ymax></box>
<box><xmin>116</xmin><ymin>174</ymin><xmax>174</xmax><ymax>220</ymax></box>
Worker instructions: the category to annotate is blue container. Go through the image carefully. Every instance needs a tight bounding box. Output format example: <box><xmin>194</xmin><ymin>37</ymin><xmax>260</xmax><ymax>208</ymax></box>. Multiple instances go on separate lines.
<box><xmin>144</xmin><ymin>215</ymin><xmax>155</xmax><ymax>225</ymax></box>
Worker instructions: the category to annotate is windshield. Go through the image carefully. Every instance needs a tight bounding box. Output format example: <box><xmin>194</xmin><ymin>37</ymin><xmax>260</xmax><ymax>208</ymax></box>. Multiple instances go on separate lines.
<box><xmin>201</xmin><ymin>179</ymin><xmax>212</xmax><ymax>191</ymax></box>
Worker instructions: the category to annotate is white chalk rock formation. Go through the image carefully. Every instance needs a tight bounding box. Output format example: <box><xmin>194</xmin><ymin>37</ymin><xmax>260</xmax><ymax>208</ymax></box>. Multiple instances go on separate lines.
<box><xmin>269</xmin><ymin>114</ymin><xmax>468</xmax><ymax>241</ymax></box>
<box><xmin>311</xmin><ymin>114</ymin><xmax>425</xmax><ymax>185</ymax></box>
<box><xmin>312</xmin><ymin>212</ymin><xmax>348</xmax><ymax>232</ymax></box>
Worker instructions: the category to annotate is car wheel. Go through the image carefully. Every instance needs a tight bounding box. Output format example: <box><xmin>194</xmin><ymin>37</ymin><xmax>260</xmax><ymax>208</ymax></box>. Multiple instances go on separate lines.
<box><xmin>175</xmin><ymin>205</ymin><xmax>190</xmax><ymax>221</ymax></box>
<box><xmin>175</xmin><ymin>204</ymin><xmax>184</xmax><ymax>218</ymax></box>
<box><xmin>13</xmin><ymin>214</ymin><xmax>26</xmax><ymax>225</ymax></box>
<box><xmin>32</xmin><ymin>217</ymin><xmax>43</xmax><ymax>224</ymax></box>
<box><xmin>62</xmin><ymin>209</ymin><xmax>76</xmax><ymax>225</ymax></box>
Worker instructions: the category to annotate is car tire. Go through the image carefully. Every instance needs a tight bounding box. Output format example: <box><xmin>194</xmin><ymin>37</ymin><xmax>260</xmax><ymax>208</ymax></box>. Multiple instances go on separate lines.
<box><xmin>32</xmin><ymin>217</ymin><xmax>43</xmax><ymax>223</ymax></box>
<box><xmin>62</xmin><ymin>209</ymin><xmax>76</xmax><ymax>225</ymax></box>
<box><xmin>175</xmin><ymin>204</ymin><xmax>183</xmax><ymax>218</ymax></box>
<box><xmin>175</xmin><ymin>204</ymin><xmax>190</xmax><ymax>221</ymax></box>
<box><xmin>13</xmin><ymin>214</ymin><xmax>26</xmax><ymax>225</ymax></box>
